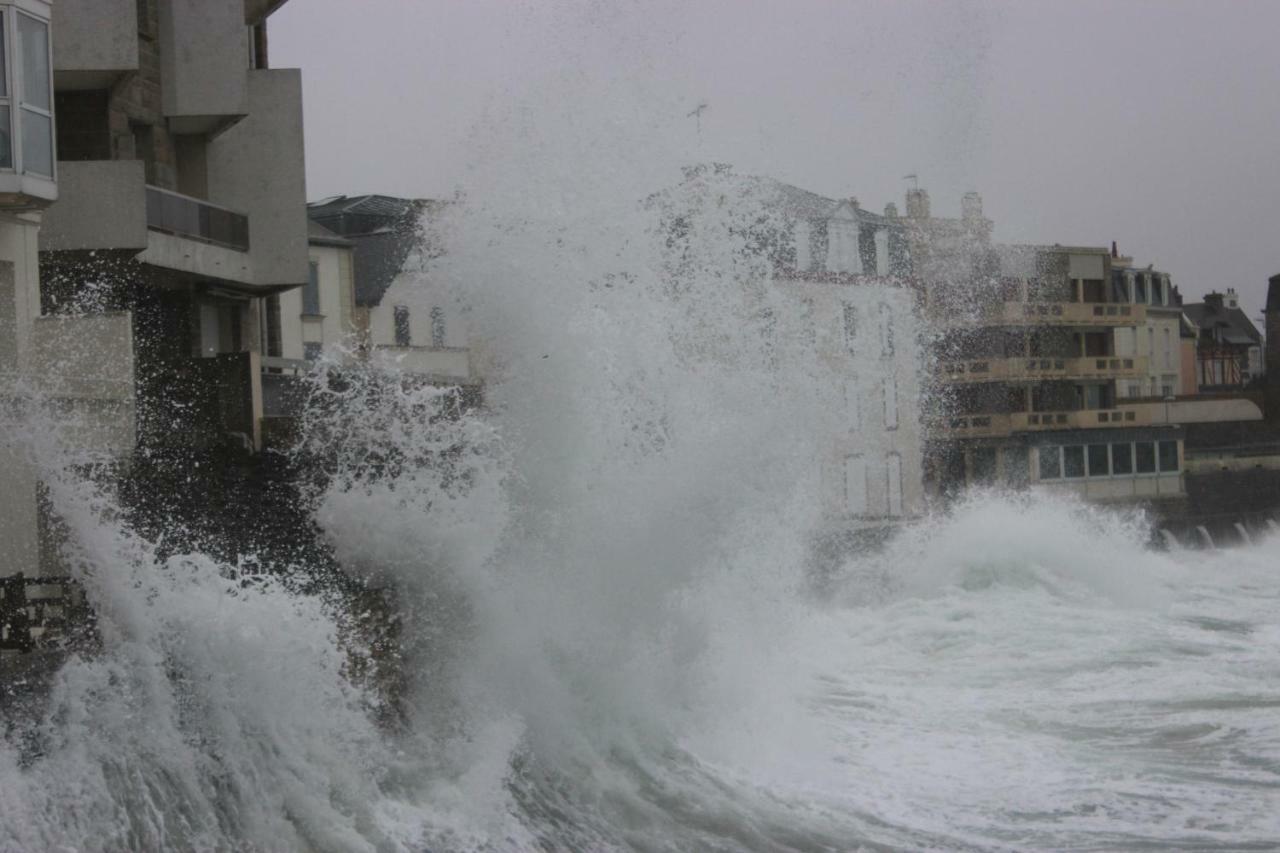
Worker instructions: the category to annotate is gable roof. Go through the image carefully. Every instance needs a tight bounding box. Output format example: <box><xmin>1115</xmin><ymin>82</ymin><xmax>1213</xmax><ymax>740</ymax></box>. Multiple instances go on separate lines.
<box><xmin>307</xmin><ymin>219</ymin><xmax>354</xmax><ymax>248</ymax></box>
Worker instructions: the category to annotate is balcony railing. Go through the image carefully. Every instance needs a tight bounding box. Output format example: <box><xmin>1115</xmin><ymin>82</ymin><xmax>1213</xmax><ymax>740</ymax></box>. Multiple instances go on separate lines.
<box><xmin>932</xmin><ymin>404</ymin><xmax>1153</xmax><ymax>438</ymax></box>
<box><xmin>145</xmin><ymin>185</ymin><xmax>250</xmax><ymax>252</ymax></box>
<box><xmin>940</xmin><ymin>356</ymin><xmax>1148</xmax><ymax>383</ymax></box>
<box><xmin>936</xmin><ymin>301</ymin><xmax>1147</xmax><ymax>329</ymax></box>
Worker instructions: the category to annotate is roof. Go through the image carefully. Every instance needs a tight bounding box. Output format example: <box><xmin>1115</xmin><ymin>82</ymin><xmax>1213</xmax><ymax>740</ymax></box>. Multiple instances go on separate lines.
<box><xmin>307</xmin><ymin>194</ymin><xmax>419</xmax><ymax>226</ymax></box>
<box><xmin>307</xmin><ymin>220</ymin><xmax>354</xmax><ymax>248</ymax></box>
<box><xmin>307</xmin><ymin>195</ymin><xmax>448</xmax><ymax>307</ymax></box>
<box><xmin>1182</xmin><ymin>300</ymin><xmax>1262</xmax><ymax>347</ymax></box>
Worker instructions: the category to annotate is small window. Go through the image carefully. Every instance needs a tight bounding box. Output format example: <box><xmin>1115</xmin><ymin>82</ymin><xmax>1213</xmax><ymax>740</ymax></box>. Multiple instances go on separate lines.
<box><xmin>843</xmin><ymin>303</ymin><xmax>857</xmax><ymax>352</ymax></box>
<box><xmin>393</xmin><ymin>305</ymin><xmax>411</xmax><ymax>346</ymax></box>
<box><xmin>1112</xmin><ymin>442</ymin><xmax>1133</xmax><ymax>474</ymax></box>
<box><xmin>1087</xmin><ymin>444</ymin><xmax>1110</xmax><ymax>477</ymax></box>
<box><xmin>1158</xmin><ymin>440</ymin><xmax>1179</xmax><ymax>473</ymax></box>
<box><xmin>1039</xmin><ymin>446</ymin><xmax>1061</xmax><ymax>480</ymax></box>
<box><xmin>1063</xmin><ymin>446</ymin><xmax>1085</xmax><ymax>478</ymax></box>
<box><xmin>302</xmin><ymin>261</ymin><xmax>321</xmax><ymax>315</ymax></box>
<box><xmin>430</xmin><ymin>306</ymin><xmax>446</xmax><ymax>348</ymax></box>
<box><xmin>878</xmin><ymin>303</ymin><xmax>894</xmax><ymax>357</ymax></box>
<box><xmin>887</xmin><ymin>452</ymin><xmax>903</xmax><ymax>516</ymax></box>
<box><xmin>303</xmin><ymin>341</ymin><xmax>322</xmax><ymax>361</ymax></box>
<box><xmin>1135</xmin><ymin>441</ymin><xmax>1156</xmax><ymax>474</ymax></box>
<box><xmin>883</xmin><ymin>376</ymin><xmax>898</xmax><ymax>430</ymax></box>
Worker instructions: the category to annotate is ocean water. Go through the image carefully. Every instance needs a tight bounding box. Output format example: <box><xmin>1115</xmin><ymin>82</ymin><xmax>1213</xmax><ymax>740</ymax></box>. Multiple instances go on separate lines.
<box><xmin>5</xmin><ymin>5</ymin><xmax>1280</xmax><ymax>850</ymax></box>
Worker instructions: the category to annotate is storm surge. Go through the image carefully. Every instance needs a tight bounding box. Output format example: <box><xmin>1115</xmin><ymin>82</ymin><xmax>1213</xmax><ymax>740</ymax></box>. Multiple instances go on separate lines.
<box><xmin>4</xmin><ymin>7</ymin><xmax>1280</xmax><ymax>853</ymax></box>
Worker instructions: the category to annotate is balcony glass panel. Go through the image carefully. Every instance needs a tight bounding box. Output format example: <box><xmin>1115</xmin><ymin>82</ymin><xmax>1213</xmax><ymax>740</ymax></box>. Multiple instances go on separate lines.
<box><xmin>1063</xmin><ymin>445</ymin><xmax>1085</xmax><ymax>478</ymax></box>
<box><xmin>144</xmin><ymin>186</ymin><xmax>250</xmax><ymax>252</ymax></box>
<box><xmin>1136</xmin><ymin>442</ymin><xmax>1156</xmax><ymax>474</ymax></box>
<box><xmin>1087</xmin><ymin>444</ymin><xmax>1110</xmax><ymax>476</ymax></box>
<box><xmin>0</xmin><ymin>106</ymin><xmax>10</xmax><ymax>169</ymax></box>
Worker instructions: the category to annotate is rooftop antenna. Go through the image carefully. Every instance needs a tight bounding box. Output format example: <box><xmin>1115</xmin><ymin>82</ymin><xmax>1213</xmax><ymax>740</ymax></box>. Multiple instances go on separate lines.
<box><xmin>903</xmin><ymin>173</ymin><xmax>919</xmax><ymax>189</ymax></box>
<box><xmin>687</xmin><ymin>101</ymin><xmax>709</xmax><ymax>138</ymax></box>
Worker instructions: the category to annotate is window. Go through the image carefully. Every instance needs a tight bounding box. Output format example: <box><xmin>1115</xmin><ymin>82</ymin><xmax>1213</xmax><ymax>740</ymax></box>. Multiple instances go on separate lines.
<box><xmin>1039</xmin><ymin>446</ymin><xmax>1061</xmax><ymax>480</ymax></box>
<box><xmin>1087</xmin><ymin>444</ymin><xmax>1110</xmax><ymax>477</ymax></box>
<box><xmin>1158</xmin><ymin>440</ymin><xmax>1179</xmax><ymax>473</ymax></box>
<box><xmin>393</xmin><ymin>305</ymin><xmax>411</xmax><ymax>346</ymax></box>
<box><xmin>1112</xmin><ymin>442</ymin><xmax>1133</xmax><ymax>474</ymax></box>
<box><xmin>1134</xmin><ymin>275</ymin><xmax>1146</xmax><ymax>305</ymax></box>
<box><xmin>302</xmin><ymin>261</ymin><xmax>321</xmax><ymax>315</ymax></box>
<box><xmin>883</xmin><ymin>376</ymin><xmax>898</xmax><ymax>429</ymax></box>
<box><xmin>1063</xmin><ymin>445</ymin><xmax>1085</xmax><ymax>478</ymax></box>
<box><xmin>303</xmin><ymin>341</ymin><xmax>322</xmax><ymax>361</ymax></box>
<box><xmin>1164</xmin><ymin>328</ymin><xmax>1172</xmax><ymax>369</ymax></box>
<box><xmin>15</xmin><ymin>12</ymin><xmax>50</xmax><ymax>177</ymax></box>
<box><xmin>1135</xmin><ymin>441</ymin><xmax>1156</xmax><ymax>474</ymax></box>
<box><xmin>843</xmin><ymin>303</ymin><xmax>857</xmax><ymax>351</ymax></box>
<box><xmin>878</xmin><ymin>303</ymin><xmax>894</xmax><ymax>357</ymax></box>
<box><xmin>845</xmin><ymin>455</ymin><xmax>867</xmax><ymax>514</ymax></box>
<box><xmin>887</xmin><ymin>453</ymin><xmax>903</xmax><ymax>516</ymax></box>
<box><xmin>0</xmin><ymin>16</ymin><xmax>10</xmax><ymax>169</ymax></box>
<box><xmin>430</xmin><ymin>306</ymin><xmax>446</xmax><ymax>347</ymax></box>
<box><xmin>263</xmin><ymin>295</ymin><xmax>282</xmax><ymax>357</ymax></box>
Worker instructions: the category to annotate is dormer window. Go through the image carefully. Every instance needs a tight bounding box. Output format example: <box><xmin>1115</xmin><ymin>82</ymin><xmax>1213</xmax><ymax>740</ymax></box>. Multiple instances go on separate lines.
<box><xmin>0</xmin><ymin>1</ymin><xmax>54</xmax><ymax>206</ymax></box>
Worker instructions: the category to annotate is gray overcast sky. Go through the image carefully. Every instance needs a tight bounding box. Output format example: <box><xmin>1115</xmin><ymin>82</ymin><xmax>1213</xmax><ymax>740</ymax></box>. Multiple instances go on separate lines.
<box><xmin>272</xmin><ymin>0</ymin><xmax>1280</xmax><ymax>317</ymax></box>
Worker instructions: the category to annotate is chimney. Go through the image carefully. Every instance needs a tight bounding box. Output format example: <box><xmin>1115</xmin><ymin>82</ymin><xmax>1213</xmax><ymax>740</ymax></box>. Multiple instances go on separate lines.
<box><xmin>1265</xmin><ymin>274</ymin><xmax>1280</xmax><ymax>422</ymax></box>
<box><xmin>1226</xmin><ymin>287</ymin><xmax>1239</xmax><ymax>309</ymax></box>
<box><xmin>848</xmin><ymin>196</ymin><xmax>860</xmax><ymax>210</ymax></box>
<box><xmin>1111</xmin><ymin>241</ymin><xmax>1118</xmax><ymax>258</ymax></box>
<box><xmin>905</xmin><ymin>187</ymin><xmax>930</xmax><ymax>219</ymax></box>
<box><xmin>884</xmin><ymin>202</ymin><xmax>899</xmax><ymax>218</ymax></box>
<box><xmin>961</xmin><ymin>191</ymin><xmax>982</xmax><ymax>220</ymax></box>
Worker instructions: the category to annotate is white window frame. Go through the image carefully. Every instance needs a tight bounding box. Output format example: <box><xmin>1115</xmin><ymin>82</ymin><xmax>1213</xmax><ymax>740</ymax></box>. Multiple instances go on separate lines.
<box><xmin>0</xmin><ymin>2</ymin><xmax>54</xmax><ymax>182</ymax></box>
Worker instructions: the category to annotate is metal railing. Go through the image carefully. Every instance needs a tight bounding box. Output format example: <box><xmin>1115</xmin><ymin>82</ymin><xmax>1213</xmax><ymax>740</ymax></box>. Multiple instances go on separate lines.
<box><xmin>145</xmin><ymin>185</ymin><xmax>250</xmax><ymax>252</ymax></box>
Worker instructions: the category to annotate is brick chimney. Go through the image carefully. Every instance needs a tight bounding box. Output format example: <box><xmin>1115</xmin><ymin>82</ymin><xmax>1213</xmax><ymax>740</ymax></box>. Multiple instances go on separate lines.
<box><xmin>1225</xmin><ymin>287</ymin><xmax>1239</xmax><ymax>309</ymax></box>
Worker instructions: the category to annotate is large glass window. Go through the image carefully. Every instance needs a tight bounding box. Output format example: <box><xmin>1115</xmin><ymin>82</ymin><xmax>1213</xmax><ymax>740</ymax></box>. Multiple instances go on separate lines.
<box><xmin>1039</xmin><ymin>446</ymin><xmax>1061</xmax><ymax>480</ymax></box>
<box><xmin>1112</xmin><ymin>442</ymin><xmax>1133</xmax><ymax>474</ymax></box>
<box><xmin>1136</xmin><ymin>441</ymin><xmax>1156</xmax><ymax>474</ymax></box>
<box><xmin>1087</xmin><ymin>444</ymin><xmax>1110</xmax><ymax>476</ymax></box>
<box><xmin>1063</xmin><ymin>445</ymin><xmax>1085</xmax><ymax>478</ymax></box>
<box><xmin>0</xmin><ymin>16</ymin><xmax>10</xmax><ymax>170</ymax></box>
<box><xmin>16</xmin><ymin>12</ymin><xmax>50</xmax><ymax>177</ymax></box>
<box><xmin>1158</xmin><ymin>440</ymin><xmax>1179</xmax><ymax>473</ymax></box>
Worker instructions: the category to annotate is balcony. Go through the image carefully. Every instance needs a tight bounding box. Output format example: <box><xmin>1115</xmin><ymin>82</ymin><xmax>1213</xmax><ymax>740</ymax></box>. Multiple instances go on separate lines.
<box><xmin>938</xmin><ymin>301</ymin><xmax>1146</xmax><ymax>329</ymax></box>
<box><xmin>1012</xmin><ymin>407</ymin><xmax>1152</xmax><ymax>430</ymax></box>
<box><xmin>146</xmin><ymin>187</ymin><xmax>250</xmax><ymax>252</ymax></box>
<box><xmin>932</xmin><ymin>404</ymin><xmax>1153</xmax><ymax>439</ymax></box>
<box><xmin>52</xmin><ymin>0</ymin><xmax>139</xmax><ymax>90</ymax></box>
<box><xmin>940</xmin><ymin>356</ymin><xmax>1149</xmax><ymax>384</ymax></box>
<box><xmin>40</xmin><ymin>160</ymin><xmax>147</xmax><ymax>252</ymax></box>
<box><xmin>159</xmin><ymin>0</ymin><xmax>249</xmax><ymax>133</ymax></box>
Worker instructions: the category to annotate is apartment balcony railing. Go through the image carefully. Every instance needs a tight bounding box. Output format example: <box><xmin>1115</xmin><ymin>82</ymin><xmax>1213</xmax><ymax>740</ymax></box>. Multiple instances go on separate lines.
<box><xmin>940</xmin><ymin>355</ymin><xmax>1149</xmax><ymax>384</ymax></box>
<box><xmin>932</xmin><ymin>404</ymin><xmax>1152</xmax><ymax>438</ymax></box>
<box><xmin>936</xmin><ymin>301</ymin><xmax>1146</xmax><ymax>329</ymax></box>
<box><xmin>145</xmin><ymin>186</ymin><xmax>250</xmax><ymax>252</ymax></box>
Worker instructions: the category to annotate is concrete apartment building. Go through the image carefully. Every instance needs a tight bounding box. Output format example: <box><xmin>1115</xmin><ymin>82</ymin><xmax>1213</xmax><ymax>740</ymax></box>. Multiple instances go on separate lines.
<box><xmin>927</xmin><ymin>242</ymin><xmax>1191</xmax><ymax>503</ymax></box>
<box><xmin>0</xmin><ymin>0</ymin><xmax>308</xmax><ymax>580</ymax></box>
<box><xmin>39</xmin><ymin>0</ymin><xmax>307</xmax><ymax>453</ymax></box>
<box><xmin>0</xmin><ymin>0</ymin><xmax>57</xmax><ymax>578</ymax></box>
